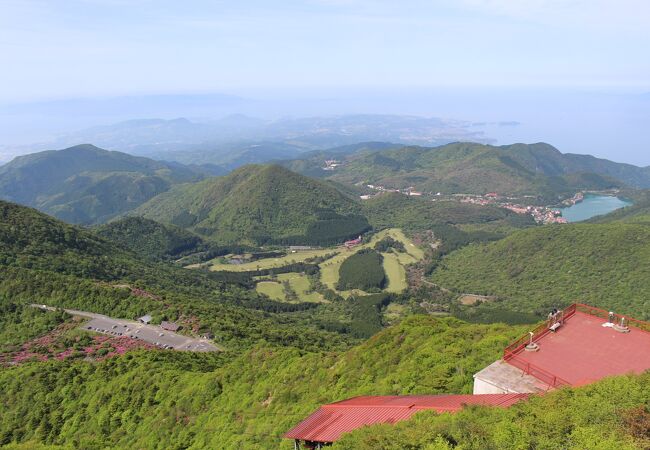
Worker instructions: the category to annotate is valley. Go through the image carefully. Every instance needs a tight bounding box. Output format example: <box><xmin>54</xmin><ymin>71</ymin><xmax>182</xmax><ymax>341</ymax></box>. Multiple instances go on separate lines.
<box><xmin>0</xmin><ymin>142</ymin><xmax>649</xmax><ymax>449</ymax></box>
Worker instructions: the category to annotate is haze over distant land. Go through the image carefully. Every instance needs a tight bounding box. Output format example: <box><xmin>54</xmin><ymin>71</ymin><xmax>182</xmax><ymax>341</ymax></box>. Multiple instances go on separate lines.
<box><xmin>1</xmin><ymin>88</ymin><xmax>649</xmax><ymax>166</ymax></box>
<box><xmin>1</xmin><ymin>1</ymin><xmax>648</xmax><ymax>165</ymax></box>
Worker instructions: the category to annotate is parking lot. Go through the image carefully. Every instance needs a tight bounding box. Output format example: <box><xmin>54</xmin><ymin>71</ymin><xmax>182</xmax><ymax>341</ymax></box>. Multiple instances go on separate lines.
<box><xmin>83</xmin><ymin>317</ymin><xmax>219</xmax><ymax>352</ymax></box>
<box><xmin>31</xmin><ymin>303</ymin><xmax>221</xmax><ymax>352</ymax></box>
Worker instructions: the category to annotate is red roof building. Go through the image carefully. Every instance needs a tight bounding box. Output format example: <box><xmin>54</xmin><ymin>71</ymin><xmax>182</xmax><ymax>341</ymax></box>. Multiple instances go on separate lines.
<box><xmin>474</xmin><ymin>303</ymin><xmax>650</xmax><ymax>394</ymax></box>
<box><xmin>286</xmin><ymin>304</ymin><xmax>650</xmax><ymax>447</ymax></box>
<box><xmin>284</xmin><ymin>394</ymin><xmax>528</xmax><ymax>446</ymax></box>
<box><xmin>344</xmin><ymin>236</ymin><xmax>362</xmax><ymax>248</ymax></box>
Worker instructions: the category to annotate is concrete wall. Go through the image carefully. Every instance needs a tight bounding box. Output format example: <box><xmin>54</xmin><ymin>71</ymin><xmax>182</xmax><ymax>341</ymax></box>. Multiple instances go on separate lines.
<box><xmin>473</xmin><ymin>376</ymin><xmax>509</xmax><ymax>395</ymax></box>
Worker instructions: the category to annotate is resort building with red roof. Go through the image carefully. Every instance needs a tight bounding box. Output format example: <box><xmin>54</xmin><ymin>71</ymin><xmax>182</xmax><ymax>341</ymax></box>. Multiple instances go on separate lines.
<box><xmin>285</xmin><ymin>303</ymin><xmax>650</xmax><ymax>448</ymax></box>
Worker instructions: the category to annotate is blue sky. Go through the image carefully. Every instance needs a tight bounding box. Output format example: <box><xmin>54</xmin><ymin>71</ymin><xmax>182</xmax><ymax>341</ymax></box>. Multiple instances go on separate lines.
<box><xmin>1</xmin><ymin>1</ymin><xmax>649</xmax><ymax>165</ymax></box>
<box><xmin>1</xmin><ymin>0</ymin><xmax>649</xmax><ymax>102</ymax></box>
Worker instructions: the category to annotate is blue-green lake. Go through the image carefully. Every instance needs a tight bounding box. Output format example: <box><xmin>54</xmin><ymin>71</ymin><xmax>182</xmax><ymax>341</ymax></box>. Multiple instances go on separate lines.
<box><xmin>559</xmin><ymin>194</ymin><xmax>632</xmax><ymax>222</ymax></box>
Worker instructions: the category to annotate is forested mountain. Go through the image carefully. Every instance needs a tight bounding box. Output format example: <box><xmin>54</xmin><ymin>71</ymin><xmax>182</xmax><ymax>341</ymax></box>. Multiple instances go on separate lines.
<box><xmin>94</xmin><ymin>216</ymin><xmax>211</xmax><ymax>261</ymax></box>
<box><xmin>1</xmin><ymin>144</ymin><xmax>649</xmax><ymax>449</ymax></box>
<box><xmin>133</xmin><ymin>164</ymin><xmax>370</xmax><ymax>245</ymax></box>
<box><xmin>282</xmin><ymin>142</ymin><xmax>649</xmax><ymax>201</ymax></box>
<box><xmin>431</xmin><ymin>223</ymin><xmax>650</xmax><ymax>319</ymax></box>
<box><xmin>0</xmin><ymin>144</ymin><xmax>205</xmax><ymax>224</ymax></box>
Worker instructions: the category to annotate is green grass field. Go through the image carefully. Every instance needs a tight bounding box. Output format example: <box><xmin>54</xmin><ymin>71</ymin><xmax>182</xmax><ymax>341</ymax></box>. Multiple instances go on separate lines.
<box><xmin>255</xmin><ymin>272</ymin><xmax>326</xmax><ymax>303</ymax></box>
<box><xmin>207</xmin><ymin>248</ymin><xmax>338</xmax><ymax>272</ymax></box>
<box><xmin>319</xmin><ymin>228</ymin><xmax>423</xmax><ymax>297</ymax></box>
<box><xmin>382</xmin><ymin>252</ymin><xmax>408</xmax><ymax>293</ymax></box>
<box><xmin>209</xmin><ymin>228</ymin><xmax>423</xmax><ymax>298</ymax></box>
<box><xmin>255</xmin><ymin>281</ymin><xmax>286</xmax><ymax>301</ymax></box>
<box><xmin>277</xmin><ymin>273</ymin><xmax>326</xmax><ymax>303</ymax></box>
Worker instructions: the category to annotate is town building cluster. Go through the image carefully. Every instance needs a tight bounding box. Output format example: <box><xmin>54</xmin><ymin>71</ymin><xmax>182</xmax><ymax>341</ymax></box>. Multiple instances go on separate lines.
<box><xmin>361</xmin><ymin>184</ymin><xmax>423</xmax><ymax>199</ymax></box>
<box><xmin>459</xmin><ymin>193</ymin><xmax>568</xmax><ymax>224</ymax></box>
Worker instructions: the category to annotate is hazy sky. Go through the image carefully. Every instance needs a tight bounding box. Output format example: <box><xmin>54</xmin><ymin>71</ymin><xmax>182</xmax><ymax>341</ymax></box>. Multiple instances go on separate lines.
<box><xmin>1</xmin><ymin>0</ymin><xmax>649</xmax><ymax>102</ymax></box>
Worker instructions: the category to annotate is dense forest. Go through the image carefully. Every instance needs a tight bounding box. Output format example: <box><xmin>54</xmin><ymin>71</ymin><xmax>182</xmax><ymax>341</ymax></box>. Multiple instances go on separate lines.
<box><xmin>431</xmin><ymin>223</ymin><xmax>650</xmax><ymax>319</ymax></box>
<box><xmin>133</xmin><ymin>164</ymin><xmax>369</xmax><ymax>245</ymax></box>
<box><xmin>337</xmin><ymin>249</ymin><xmax>386</xmax><ymax>291</ymax></box>
<box><xmin>95</xmin><ymin>216</ymin><xmax>210</xmax><ymax>261</ymax></box>
<box><xmin>0</xmin><ymin>316</ymin><xmax>525</xmax><ymax>449</ymax></box>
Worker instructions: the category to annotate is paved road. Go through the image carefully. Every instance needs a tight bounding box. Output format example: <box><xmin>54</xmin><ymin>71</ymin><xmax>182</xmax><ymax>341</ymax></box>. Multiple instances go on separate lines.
<box><xmin>31</xmin><ymin>304</ymin><xmax>220</xmax><ymax>352</ymax></box>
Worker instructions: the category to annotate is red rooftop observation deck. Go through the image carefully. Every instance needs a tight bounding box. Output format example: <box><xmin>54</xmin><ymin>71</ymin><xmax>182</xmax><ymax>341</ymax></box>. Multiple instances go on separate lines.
<box><xmin>287</xmin><ymin>303</ymin><xmax>650</xmax><ymax>447</ymax></box>
<box><xmin>503</xmin><ymin>303</ymin><xmax>650</xmax><ymax>388</ymax></box>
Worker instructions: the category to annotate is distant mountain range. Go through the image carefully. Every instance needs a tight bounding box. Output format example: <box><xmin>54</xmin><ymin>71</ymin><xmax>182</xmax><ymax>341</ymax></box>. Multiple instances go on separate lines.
<box><xmin>281</xmin><ymin>142</ymin><xmax>650</xmax><ymax>201</ymax></box>
<box><xmin>1</xmin><ymin>141</ymin><xmax>649</xmax><ymax>230</ymax></box>
<box><xmin>0</xmin><ymin>114</ymin><xmax>495</xmax><ymax>166</ymax></box>
<box><xmin>0</xmin><ymin>144</ymin><xmax>206</xmax><ymax>224</ymax></box>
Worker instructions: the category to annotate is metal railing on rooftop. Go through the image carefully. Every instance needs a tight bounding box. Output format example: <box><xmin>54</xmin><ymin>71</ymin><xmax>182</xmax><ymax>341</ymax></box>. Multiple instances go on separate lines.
<box><xmin>502</xmin><ymin>302</ymin><xmax>650</xmax><ymax>389</ymax></box>
<box><xmin>574</xmin><ymin>303</ymin><xmax>650</xmax><ymax>333</ymax></box>
<box><xmin>504</xmin><ymin>353</ymin><xmax>570</xmax><ymax>389</ymax></box>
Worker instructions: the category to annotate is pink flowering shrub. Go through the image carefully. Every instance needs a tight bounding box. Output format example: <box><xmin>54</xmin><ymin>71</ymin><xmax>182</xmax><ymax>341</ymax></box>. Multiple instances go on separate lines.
<box><xmin>2</xmin><ymin>322</ymin><xmax>157</xmax><ymax>366</ymax></box>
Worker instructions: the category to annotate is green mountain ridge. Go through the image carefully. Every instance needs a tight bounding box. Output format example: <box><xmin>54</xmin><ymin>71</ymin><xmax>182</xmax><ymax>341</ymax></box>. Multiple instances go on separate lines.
<box><xmin>0</xmin><ymin>144</ymin><xmax>205</xmax><ymax>224</ymax></box>
<box><xmin>133</xmin><ymin>164</ymin><xmax>370</xmax><ymax>245</ymax></box>
<box><xmin>2</xmin><ymin>143</ymin><xmax>650</xmax><ymax>450</ymax></box>
<box><xmin>282</xmin><ymin>142</ymin><xmax>646</xmax><ymax>201</ymax></box>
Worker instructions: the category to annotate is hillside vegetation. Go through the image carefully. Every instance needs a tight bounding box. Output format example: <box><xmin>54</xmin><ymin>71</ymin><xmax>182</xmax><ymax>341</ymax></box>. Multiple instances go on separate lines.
<box><xmin>2</xmin><ymin>314</ymin><xmax>648</xmax><ymax>449</ymax></box>
<box><xmin>431</xmin><ymin>223</ymin><xmax>650</xmax><ymax>319</ymax></box>
<box><xmin>95</xmin><ymin>216</ymin><xmax>209</xmax><ymax>261</ymax></box>
<box><xmin>285</xmin><ymin>142</ymin><xmax>637</xmax><ymax>202</ymax></box>
<box><xmin>0</xmin><ymin>200</ymin><xmax>353</xmax><ymax>352</ymax></box>
<box><xmin>0</xmin><ymin>144</ymin><xmax>204</xmax><ymax>224</ymax></box>
<box><xmin>337</xmin><ymin>249</ymin><xmax>386</xmax><ymax>291</ymax></box>
<box><xmin>362</xmin><ymin>192</ymin><xmax>535</xmax><ymax>231</ymax></box>
<box><xmin>0</xmin><ymin>316</ymin><xmax>526</xmax><ymax>449</ymax></box>
<box><xmin>134</xmin><ymin>164</ymin><xmax>370</xmax><ymax>245</ymax></box>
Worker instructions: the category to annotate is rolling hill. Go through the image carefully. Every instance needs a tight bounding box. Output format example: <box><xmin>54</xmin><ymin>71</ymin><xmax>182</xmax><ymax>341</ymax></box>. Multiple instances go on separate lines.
<box><xmin>361</xmin><ymin>192</ymin><xmax>536</xmax><ymax>231</ymax></box>
<box><xmin>282</xmin><ymin>142</ymin><xmax>648</xmax><ymax>202</ymax></box>
<box><xmin>133</xmin><ymin>164</ymin><xmax>370</xmax><ymax>245</ymax></box>
<box><xmin>94</xmin><ymin>216</ymin><xmax>211</xmax><ymax>261</ymax></box>
<box><xmin>431</xmin><ymin>223</ymin><xmax>650</xmax><ymax>319</ymax></box>
<box><xmin>0</xmin><ymin>144</ymin><xmax>205</xmax><ymax>224</ymax></box>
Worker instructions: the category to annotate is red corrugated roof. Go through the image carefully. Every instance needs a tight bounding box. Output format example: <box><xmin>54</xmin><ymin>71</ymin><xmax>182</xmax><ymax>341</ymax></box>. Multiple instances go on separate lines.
<box><xmin>284</xmin><ymin>394</ymin><xmax>528</xmax><ymax>443</ymax></box>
